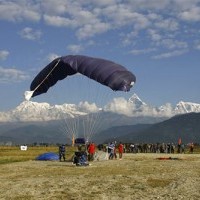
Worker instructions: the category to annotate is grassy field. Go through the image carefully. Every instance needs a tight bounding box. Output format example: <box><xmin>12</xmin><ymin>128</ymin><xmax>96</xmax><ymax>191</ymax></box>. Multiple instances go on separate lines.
<box><xmin>0</xmin><ymin>146</ymin><xmax>75</xmax><ymax>164</ymax></box>
<box><xmin>0</xmin><ymin>146</ymin><xmax>200</xmax><ymax>200</ymax></box>
<box><xmin>0</xmin><ymin>145</ymin><xmax>199</xmax><ymax>164</ymax></box>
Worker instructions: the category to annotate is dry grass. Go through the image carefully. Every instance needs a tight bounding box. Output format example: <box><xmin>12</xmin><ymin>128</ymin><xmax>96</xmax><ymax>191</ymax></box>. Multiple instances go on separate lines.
<box><xmin>0</xmin><ymin>147</ymin><xmax>200</xmax><ymax>199</ymax></box>
<box><xmin>0</xmin><ymin>146</ymin><xmax>74</xmax><ymax>164</ymax></box>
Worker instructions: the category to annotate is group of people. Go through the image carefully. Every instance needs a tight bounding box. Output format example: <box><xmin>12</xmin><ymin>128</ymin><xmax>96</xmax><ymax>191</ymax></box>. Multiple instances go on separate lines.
<box><xmin>124</xmin><ymin>143</ymin><xmax>176</xmax><ymax>154</ymax></box>
<box><xmin>59</xmin><ymin>140</ymin><xmax>195</xmax><ymax>164</ymax></box>
<box><xmin>108</xmin><ymin>141</ymin><xmax>124</xmax><ymax>160</ymax></box>
<box><xmin>58</xmin><ymin>141</ymin><xmax>125</xmax><ymax>163</ymax></box>
<box><xmin>122</xmin><ymin>142</ymin><xmax>195</xmax><ymax>154</ymax></box>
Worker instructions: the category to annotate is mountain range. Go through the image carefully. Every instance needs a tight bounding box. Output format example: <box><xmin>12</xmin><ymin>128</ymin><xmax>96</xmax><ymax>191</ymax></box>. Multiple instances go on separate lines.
<box><xmin>1</xmin><ymin>93</ymin><xmax>200</xmax><ymax>122</ymax></box>
<box><xmin>95</xmin><ymin>112</ymin><xmax>200</xmax><ymax>144</ymax></box>
<box><xmin>0</xmin><ymin>94</ymin><xmax>200</xmax><ymax>144</ymax></box>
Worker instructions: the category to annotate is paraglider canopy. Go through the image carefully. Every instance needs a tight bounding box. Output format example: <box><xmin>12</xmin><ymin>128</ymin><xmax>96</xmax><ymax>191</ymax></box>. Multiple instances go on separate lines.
<box><xmin>36</xmin><ymin>152</ymin><xmax>59</xmax><ymax>161</ymax></box>
<box><xmin>25</xmin><ymin>55</ymin><xmax>136</xmax><ymax>100</ymax></box>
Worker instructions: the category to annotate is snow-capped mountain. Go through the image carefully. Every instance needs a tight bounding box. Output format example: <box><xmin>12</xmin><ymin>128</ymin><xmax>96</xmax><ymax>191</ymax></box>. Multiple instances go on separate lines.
<box><xmin>174</xmin><ymin>101</ymin><xmax>200</xmax><ymax>114</ymax></box>
<box><xmin>0</xmin><ymin>93</ymin><xmax>200</xmax><ymax>122</ymax></box>
<box><xmin>128</xmin><ymin>93</ymin><xmax>147</xmax><ymax>107</ymax></box>
<box><xmin>0</xmin><ymin>101</ymin><xmax>87</xmax><ymax>122</ymax></box>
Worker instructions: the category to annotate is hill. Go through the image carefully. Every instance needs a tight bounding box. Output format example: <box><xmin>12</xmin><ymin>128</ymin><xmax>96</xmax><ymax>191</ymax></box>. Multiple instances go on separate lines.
<box><xmin>0</xmin><ymin>121</ymin><xmax>65</xmax><ymax>144</ymax></box>
<box><xmin>0</xmin><ymin>112</ymin><xmax>200</xmax><ymax>145</ymax></box>
<box><xmin>118</xmin><ymin>112</ymin><xmax>200</xmax><ymax>144</ymax></box>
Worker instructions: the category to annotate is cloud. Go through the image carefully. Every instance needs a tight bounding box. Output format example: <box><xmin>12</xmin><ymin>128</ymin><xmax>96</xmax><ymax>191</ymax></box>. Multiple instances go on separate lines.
<box><xmin>40</xmin><ymin>0</ymin><xmax>68</xmax><ymax>15</ymax></box>
<box><xmin>102</xmin><ymin>5</ymin><xmax>150</xmax><ymax>29</ymax></box>
<box><xmin>0</xmin><ymin>50</ymin><xmax>9</xmax><ymax>60</ymax></box>
<box><xmin>104</xmin><ymin>97</ymin><xmax>134</xmax><ymax>116</ymax></box>
<box><xmin>179</xmin><ymin>7</ymin><xmax>200</xmax><ymax>21</ymax></box>
<box><xmin>196</xmin><ymin>44</ymin><xmax>200</xmax><ymax>50</ymax></box>
<box><xmin>19</xmin><ymin>27</ymin><xmax>42</xmax><ymax>40</ymax></box>
<box><xmin>91</xmin><ymin>0</ymin><xmax>116</xmax><ymax>7</ymax></box>
<box><xmin>147</xmin><ymin>28</ymin><xmax>189</xmax><ymax>56</ymax></box>
<box><xmin>195</xmin><ymin>42</ymin><xmax>200</xmax><ymax>50</ymax></box>
<box><xmin>122</xmin><ymin>31</ymin><xmax>138</xmax><ymax>46</ymax></box>
<box><xmin>0</xmin><ymin>1</ymin><xmax>40</xmax><ymax>22</ymax></box>
<box><xmin>103</xmin><ymin>96</ymin><xmax>170</xmax><ymax>117</ymax></box>
<box><xmin>46</xmin><ymin>53</ymin><xmax>60</xmax><ymax>62</ymax></box>
<box><xmin>43</xmin><ymin>2</ymin><xmax>149</xmax><ymax>39</ymax></box>
<box><xmin>78</xmin><ymin>101</ymin><xmax>99</xmax><ymax>113</ymax></box>
<box><xmin>76</xmin><ymin>22</ymin><xmax>110</xmax><ymax>39</ymax></box>
<box><xmin>1</xmin><ymin>0</ymin><xmax>200</xmax><ymax>56</ymax></box>
<box><xmin>152</xmin><ymin>49</ymin><xmax>188</xmax><ymax>59</ymax></box>
<box><xmin>67</xmin><ymin>40</ymin><xmax>95</xmax><ymax>54</ymax></box>
<box><xmin>130</xmin><ymin>48</ymin><xmax>156</xmax><ymax>55</ymax></box>
<box><xmin>67</xmin><ymin>44</ymin><xmax>83</xmax><ymax>54</ymax></box>
<box><xmin>0</xmin><ymin>67</ymin><xmax>30</xmax><ymax>83</ymax></box>
<box><xmin>155</xmin><ymin>18</ymin><xmax>179</xmax><ymax>31</ymax></box>
<box><xmin>127</xmin><ymin>0</ymin><xmax>170</xmax><ymax>10</ymax></box>
<box><xmin>148</xmin><ymin>29</ymin><xmax>162</xmax><ymax>42</ymax></box>
<box><xmin>158</xmin><ymin>39</ymin><xmax>188</xmax><ymax>50</ymax></box>
<box><xmin>43</xmin><ymin>15</ymin><xmax>77</xmax><ymax>28</ymax></box>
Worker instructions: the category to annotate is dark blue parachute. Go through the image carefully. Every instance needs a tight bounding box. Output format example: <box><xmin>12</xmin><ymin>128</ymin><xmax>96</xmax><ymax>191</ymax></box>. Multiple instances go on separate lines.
<box><xmin>30</xmin><ymin>55</ymin><xmax>136</xmax><ymax>97</ymax></box>
<box><xmin>36</xmin><ymin>152</ymin><xmax>59</xmax><ymax>161</ymax></box>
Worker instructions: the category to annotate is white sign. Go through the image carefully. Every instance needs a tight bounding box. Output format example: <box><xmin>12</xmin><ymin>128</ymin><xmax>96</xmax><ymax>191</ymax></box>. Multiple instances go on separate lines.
<box><xmin>20</xmin><ymin>145</ymin><xmax>28</xmax><ymax>151</ymax></box>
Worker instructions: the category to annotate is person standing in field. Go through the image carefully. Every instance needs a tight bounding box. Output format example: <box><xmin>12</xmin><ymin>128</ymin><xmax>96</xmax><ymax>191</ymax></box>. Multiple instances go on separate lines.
<box><xmin>189</xmin><ymin>142</ymin><xmax>194</xmax><ymax>153</ymax></box>
<box><xmin>177</xmin><ymin>138</ymin><xmax>182</xmax><ymax>153</ymax></box>
<box><xmin>108</xmin><ymin>142</ymin><xmax>115</xmax><ymax>159</ymax></box>
<box><xmin>118</xmin><ymin>142</ymin><xmax>124</xmax><ymax>160</ymax></box>
<box><xmin>88</xmin><ymin>142</ymin><xmax>96</xmax><ymax>161</ymax></box>
<box><xmin>59</xmin><ymin>144</ymin><xmax>66</xmax><ymax>162</ymax></box>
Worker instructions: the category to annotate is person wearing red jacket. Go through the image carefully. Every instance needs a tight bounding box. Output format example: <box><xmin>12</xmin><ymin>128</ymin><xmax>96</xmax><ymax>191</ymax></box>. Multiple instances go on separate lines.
<box><xmin>118</xmin><ymin>142</ymin><xmax>124</xmax><ymax>160</ymax></box>
<box><xmin>88</xmin><ymin>142</ymin><xmax>96</xmax><ymax>161</ymax></box>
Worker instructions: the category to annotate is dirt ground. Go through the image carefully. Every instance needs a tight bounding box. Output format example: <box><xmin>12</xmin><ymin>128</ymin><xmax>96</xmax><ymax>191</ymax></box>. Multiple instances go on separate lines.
<box><xmin>0</xmin><ymin>153</ymin><xmax>200</xmax><ymax>200</ymax></box>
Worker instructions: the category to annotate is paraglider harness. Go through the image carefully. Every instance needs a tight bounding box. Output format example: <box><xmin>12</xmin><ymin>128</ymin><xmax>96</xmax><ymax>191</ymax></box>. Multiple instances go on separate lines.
<box><xmin>73</xmin><ymin>138</ymin><xmax>89</xmax><ymax>166</ymax></box>
<box><xmin>73</xmin><ymin>151</ymin><xmax>88</xmax><ymax>166</ymax></box>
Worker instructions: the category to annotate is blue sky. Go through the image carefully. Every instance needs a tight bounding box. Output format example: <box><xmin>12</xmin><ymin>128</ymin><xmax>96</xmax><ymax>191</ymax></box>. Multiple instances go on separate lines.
<box><xmin>0</xmin><ymin>0</ymin><xmax>200</xmax><ymax>111</ymax></box>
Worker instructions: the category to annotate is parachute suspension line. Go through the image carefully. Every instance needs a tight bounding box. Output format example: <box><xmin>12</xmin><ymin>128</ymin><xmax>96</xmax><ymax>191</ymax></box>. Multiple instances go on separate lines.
<box><xmin>35</xmin><ymin>58</ymin><xmax>77</xmax><ymax>145</ymax></box>
<box><xmin>59</xmin><ymin>125</ymin><xmax>73</xmax><ymax>144</ymax></box>
<box><xmin>82</xmin><ymin>77</ymin><xmax>99</xmax><ymax>141</ymax></box>
<box><xmin>81</xmin><ymin>77</ymin><xmax>110</xmax><ymax>142</ymax></box>
<box><xmin>29</xmin><ymin>57</ymin><xmax>76</xmax><ymax>144</ymax></box>
<box><xmin>86</xmin><ymin>88</ymin><xmax>110</xmax><ymax>141</ymax></box>
<box><xmin>53</xmin><ymin>76</ymin><xmax>81</xmax><ymax>145</ymax></box>
<box><xmin>33</xmin><ymin>59</ymin><xmax>61</xmax><ymax>93</ymax></box>
<box><xmin>60</xmin><ymin>79</ymin><xmax>87</xmax><ymax>144</ymax></box>
<box><xmin>61</xmin><ymin>122</ymin><xmax>76</xmax><ymax>146</ymax></box>
<box><xmin>94</xmin><ymin>86</ymin><xmax>113</xmax><ymax>133</ymax></box>
<box><xmin>60</xmin><ymin>111</ymin><xmax>80</xmax><ymax>144</ymax></box>
<box><xmin>61</xmin><ymin>116</ymin><xmax>78</xmax><ymax>145</ymax></box>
